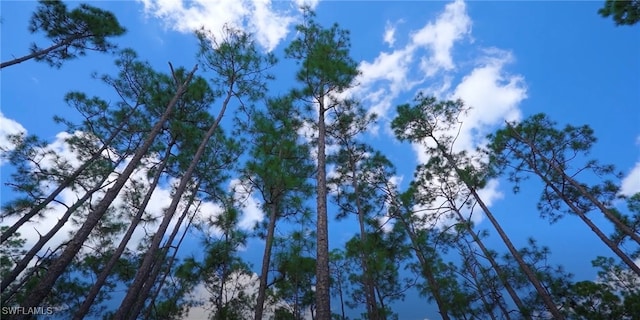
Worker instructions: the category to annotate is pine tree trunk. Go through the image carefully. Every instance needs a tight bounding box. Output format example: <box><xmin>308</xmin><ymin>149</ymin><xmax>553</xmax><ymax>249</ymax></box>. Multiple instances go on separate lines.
<box><xmin>450</xmin><ymin>204</ymin><xmax>528</xmax><ymax>319</ymax></box>
<box><xmin>393</xmin><ymin>213</ymin><xmax>451</xmax><ymax>320</ymax></box>
<box><xmin>0</xmin><ymin>34</ymin><xmax>88</xmax><ymax>69</ymax></box>
<box><xmin>113</xmin><ymin>86</ymin><xmax>233</xmax><ymax>319</ymax></box>
<box><xmin>254</xmin><ymin>200</ymin><xmax>279</xmax><ymax>320</ymax></box>
<box><xmin>459</xmin><ymin>236</ymin><xmax>504</xmax><ymax>320</ymax></box>
<box><xmin>349</xmin><ymin>156</ymin><xmax>381</xmax><ymax>320</ymax></box>
<box><xmin>433</xmin><ymin>141</ymin><xmax>565</xmax><ymax>319</ymax></box>
<box><xmin>16</xmin><ymin>65</ymin><xmax>197</xmax><ymax>316</ymax></box>
<box><xmin>130</xmin><ymin>188</ymin><xmax>199</xmax><ymax>319</ymax></box>
<box><xmin>540</xmin><ymin>173</ymin><xmax>640</xmax><ymax>276</ymax></box>
<box><xmin>73</xmin><ymin>139</ymin><xmax>176</xmax><ymax>320</ymax></box>
<box><xmin>315</xmin><ymin>103</ymin><xmax>331</xmax><ymax>319</ymax></box>
<box><xmin>143</xmin><ymin>202</ymin><xmax>198</xmax><ymax>320</ymax></box>
<box><xmin>504</xmin><ymin>131</ymin><xmax>640</xmax><ymax>276</ymax></box>
<box><xmin>1</xmin><ymin>165</ymin><xmax>113</xmax><ymax>297</ymax></box>
<box><xmin>469</xmin><ymin>187</ymin><xmax>565</xmax><ymax>319</ymax></box>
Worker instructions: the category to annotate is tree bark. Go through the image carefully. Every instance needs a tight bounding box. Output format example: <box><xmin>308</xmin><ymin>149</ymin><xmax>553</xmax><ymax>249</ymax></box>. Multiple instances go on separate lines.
<box><xmin>254</xmin><ymin>200</ymin><xmax>279</xmax><ymax>320</ymax></box>
<box><xmin>16</xmin><ymin>64</ymin><xmax>197</xmax><ymax>316</ymax></box>
<box><xmin>315</xmin><ymin>102</ymin><xmax>331</xmax><ymax>319</ymax></box>
<box><xmin>72</xmin><ymin>139</ymin><xmax>176</xmax><ymax>320</ymax></box>
<box><xmin>349</xmin><ymin>156</ymin><xmax>382</xmax><ymax>320</ymax></box>
<box><xmin>435</xmin><ymin>142</ymin><xmax>565</xmax><ymax>319</ymax></box>
<box><xmin>131</xmin><ymin>187</ymin><xmax>199</xmax><ymax>320</ymax></box>
<box><xmin>468</xmin><ymin>186</ymin><xmax>565</xmax><ymax>319</ymax></box>
<box><xmin>1</xmin><ymin>165</ymin><xmax>113</xmax><ymax>297</ymax></box>
<box><xmin>537</xmin><ymin>170</ymin><xmax>640</xmax><ymax>276</ymax></box>
<box><xmin>113</xmin><ymin>84</ymin><xmax>233</xmax><ymax>320</ymax></box>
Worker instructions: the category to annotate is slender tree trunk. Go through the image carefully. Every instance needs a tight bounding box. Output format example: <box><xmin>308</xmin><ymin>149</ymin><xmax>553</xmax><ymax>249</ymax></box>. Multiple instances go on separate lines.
<box><xmin>1</xmin><ymin>117</ymin><xmax>129</xmax><ymax>244</ymax></box>
<box><xmin>466</xmin><ymin>259</ymin><xmax>498</xmax><ymax>320</ymax></box>
<box><xmin>113</xmin><ymin>86</ymin><xmax>233</xmax><ymax>319</ymax></box>
<box><xmin>1</xmin><ymin>167</ymin><xmax>114</xmax><ymax>295</ymax></box>
<box><xmin>469</xmin><ymin>187</ymin><xmax>565</xmax><ymax>319</ymax></box>
<box><xmin>505</xmin><ymin>135</ymin><xmax>640</xmax><ymax>276</ymax></box>
<box><xmin>507</xmin><ymin>124</ymin><xmax>640</xmax><ymax>245</ymax></box>
<box><xmin>349</xmin><ymin>156</ymin><xmax>381</xmax><ymax>320</ymax></box>
<box><xmin>315</xmin><ymin>103</ymin><xmax>331</xmax><ymax>319</ymax></box>
<box><xmin>450</xmin><ymin>203</ymin><xmax>528</xmax><ymax>319</ymax></box>
<box><xmin>459</xmin><ymin>237</ymin><xmax>501</xmax><ymax>320</ymax></box>
<box><xmin>73</xmin><ymin>139</ymin><xmax>176</xmax><ymax>320</ymax></box>
<box><xmin>374</xmin><ymin>286</ymin><xmax>387</xmax><ymax>320</ymax></box>
<box><xmin>143</xmin><ymin>202</ymin><xmax>198</xmax><ymax>320</ymax></box>
<box><xmin>336</xmin><ymin>270</ymin><xmax>346</xmax><ymax>320</ymax></box>
<box><xmin>16</xmin><ymin>64</ymin><xmax>197</xmax><ymax>316</ymax></box>
<box><xmin>254</xmin><ymin>200</ymin><xmax>279</xmax><ymax>320</ymax></box>
<box><xmin>433</xmin><ymin>141</ymin><xmax>565</xmax><ymax>319</ymax></box>
<box><xmin>540</xmin><ymin>173</ymin><xmax>640</xmax><ymax>276</ymax></box>
<box><xmin>0</xmin><ymin>34</ymin><xmax>90</xmax><ymax>69</ymax></box>
<box><xmin>130</xmin><ymin>188</ymin><xmax>199</xmax><ymax>320</ymax></box>
<box><xmin>393</xmin><ymin>213</ymin><xmax>451</xmax><ymax>320</ymax></box>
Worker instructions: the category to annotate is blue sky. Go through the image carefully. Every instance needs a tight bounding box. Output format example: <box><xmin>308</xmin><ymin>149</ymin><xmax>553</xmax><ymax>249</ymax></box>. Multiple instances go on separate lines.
<box><xmin>1</xmin><ymin>0</ymin><xmax>639</xmax><ymax>319</ymax></box>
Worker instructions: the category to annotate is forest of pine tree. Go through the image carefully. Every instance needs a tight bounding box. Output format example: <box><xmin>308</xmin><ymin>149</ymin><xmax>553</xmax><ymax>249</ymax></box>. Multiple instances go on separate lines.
<box><xmin>1</xmin><ymin>1</ymin><xmax>639</xmax><ymax>319</ymax></box>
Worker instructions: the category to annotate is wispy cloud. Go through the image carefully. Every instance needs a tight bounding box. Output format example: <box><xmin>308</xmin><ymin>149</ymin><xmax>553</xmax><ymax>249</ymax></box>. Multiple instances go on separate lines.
<box><xmin>348</xmin><ymin>0</ymin><xmax>525</xmax><ymax>229</ymax></box>
<box><xmin>137</xmin><ymin>0</ymin><xmax>318</xmax><ymax>51</ymax></box>
<box><xmin>383</xmin><ymin>20</ymin><xmax>399</xmax><ymax>48</ymax></box>
<box><xmin>349</xmin><ymin>0</ymin><xmax>472</xmax><ymax>129</ymax></box>
<box><xmin>410</xmin><ymin>0</ymin><xmax>471</xmax><ymax>76</ymax></box>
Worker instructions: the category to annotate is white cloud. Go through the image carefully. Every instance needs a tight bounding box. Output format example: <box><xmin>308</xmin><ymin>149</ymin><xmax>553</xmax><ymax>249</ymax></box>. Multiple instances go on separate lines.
<box><xmin>250</xmin><ymin>0</ymin><xmax>295</xmax><ymax>51</ymax></box>
<box><xmin>621</xmin><ymin>161</ymin><xmax>640</xmax><ymax>196</ymax></box>
<box><xmin>411</xmin><ymin>0</ymin><xmax>471</xmax><ymax>76</ymax></box>
<box><xmin>137</xmin><ymin>0</ymin><xmax>311</xmax><ymax>51</ymax></box>
<box><xmin>0</xmin><ymin>111</ymin><xmax>27</xmax><ymax>165</ymax></box>
<box><xmin>293</xmin><ymin>0</ymin><xmax>319</xmax><ymax>10</ymax></box>
<box><xmin>345</xmin><ymin>1</ymin><xmax>522</xmax><ymax>230</ymax></box>
<box><xmin>383</xmin><ymin>20</ymin><xmax>397</xmax><ymax>48</ymax></box>
<box><xmin>349</xmin><ymin>0</ymin><xmax>472</xmax><ymax>128</ymax></box>
<box><xmin>450</xmin><ymin>48</ymin><xmax>526</xmax><ymax>152</ymax></box>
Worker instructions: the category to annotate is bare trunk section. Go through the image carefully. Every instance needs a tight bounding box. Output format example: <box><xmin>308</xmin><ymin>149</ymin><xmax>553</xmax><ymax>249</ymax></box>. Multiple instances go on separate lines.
<box><xmin>469</xmin><ymin>187</ymin><xmax>564</xmax><ymax>319</ymax></box>
<box><xmin>349</xmin><ymin>156</ymin><xmax>381</xmax><ymax>320</ymax></box>
<box><xmin>113</xmin><ymin>86</ymin><xmax>233</xmax><ymax>319</ymax></box>
<box><xmin>449</xmin><ymin>202</ymin><xmax>528</xmax><ymax>319</ymax></box>
<box><xmin>462</xmin><ymin>253</ymin><xmax>498</xmax><ymax>320</ymax></box>
<box><xmin>434</xmin><ymin>142</ymin><xmax>565</xmax><ymax>319</ymax></box>
<box><xmin>72</xmin><ymin>139</ymin><xmax>176</xmax><ymax>320</ymax></box>
<box><xmin>392</xmin><ymin>212</ymin><xmax>451</xmax><ymax>320</ymax></box>
<box><xmin>130</xmin><ymin>188</ymin><xmax>200</xmax><ymax>320</ymax></box>
<box><xmin>539</xmin><ymin>172</ymin><xmax>640</xmax><ymax>276</ymax></box>
<box><xmin>458</xmin><ymin>235</ymin><xmax>506</xmax><ymax>320</ymax></box>
<box><xmin>143</xmin><ymin>203</ymin><xmax>198</xmax><ymax>320</ymax></box>
<box><xmin>16</xmin><ymin>64</ymin><xmax>197</xmax><ymax>316</ymax></box>
<box><xmin>504</xmin><ymin>130</ymin><xmax>640</xmax><ymax>276</ymax></box>
<box><xmin>315</xmin><ymin>103</ymin><xmax>331</xmax><ymax>319</ymax></box>
<box><xmin>254</xmin><ymin>200</ymin><xmax>279</xmax><ymax>320</ymax></box>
